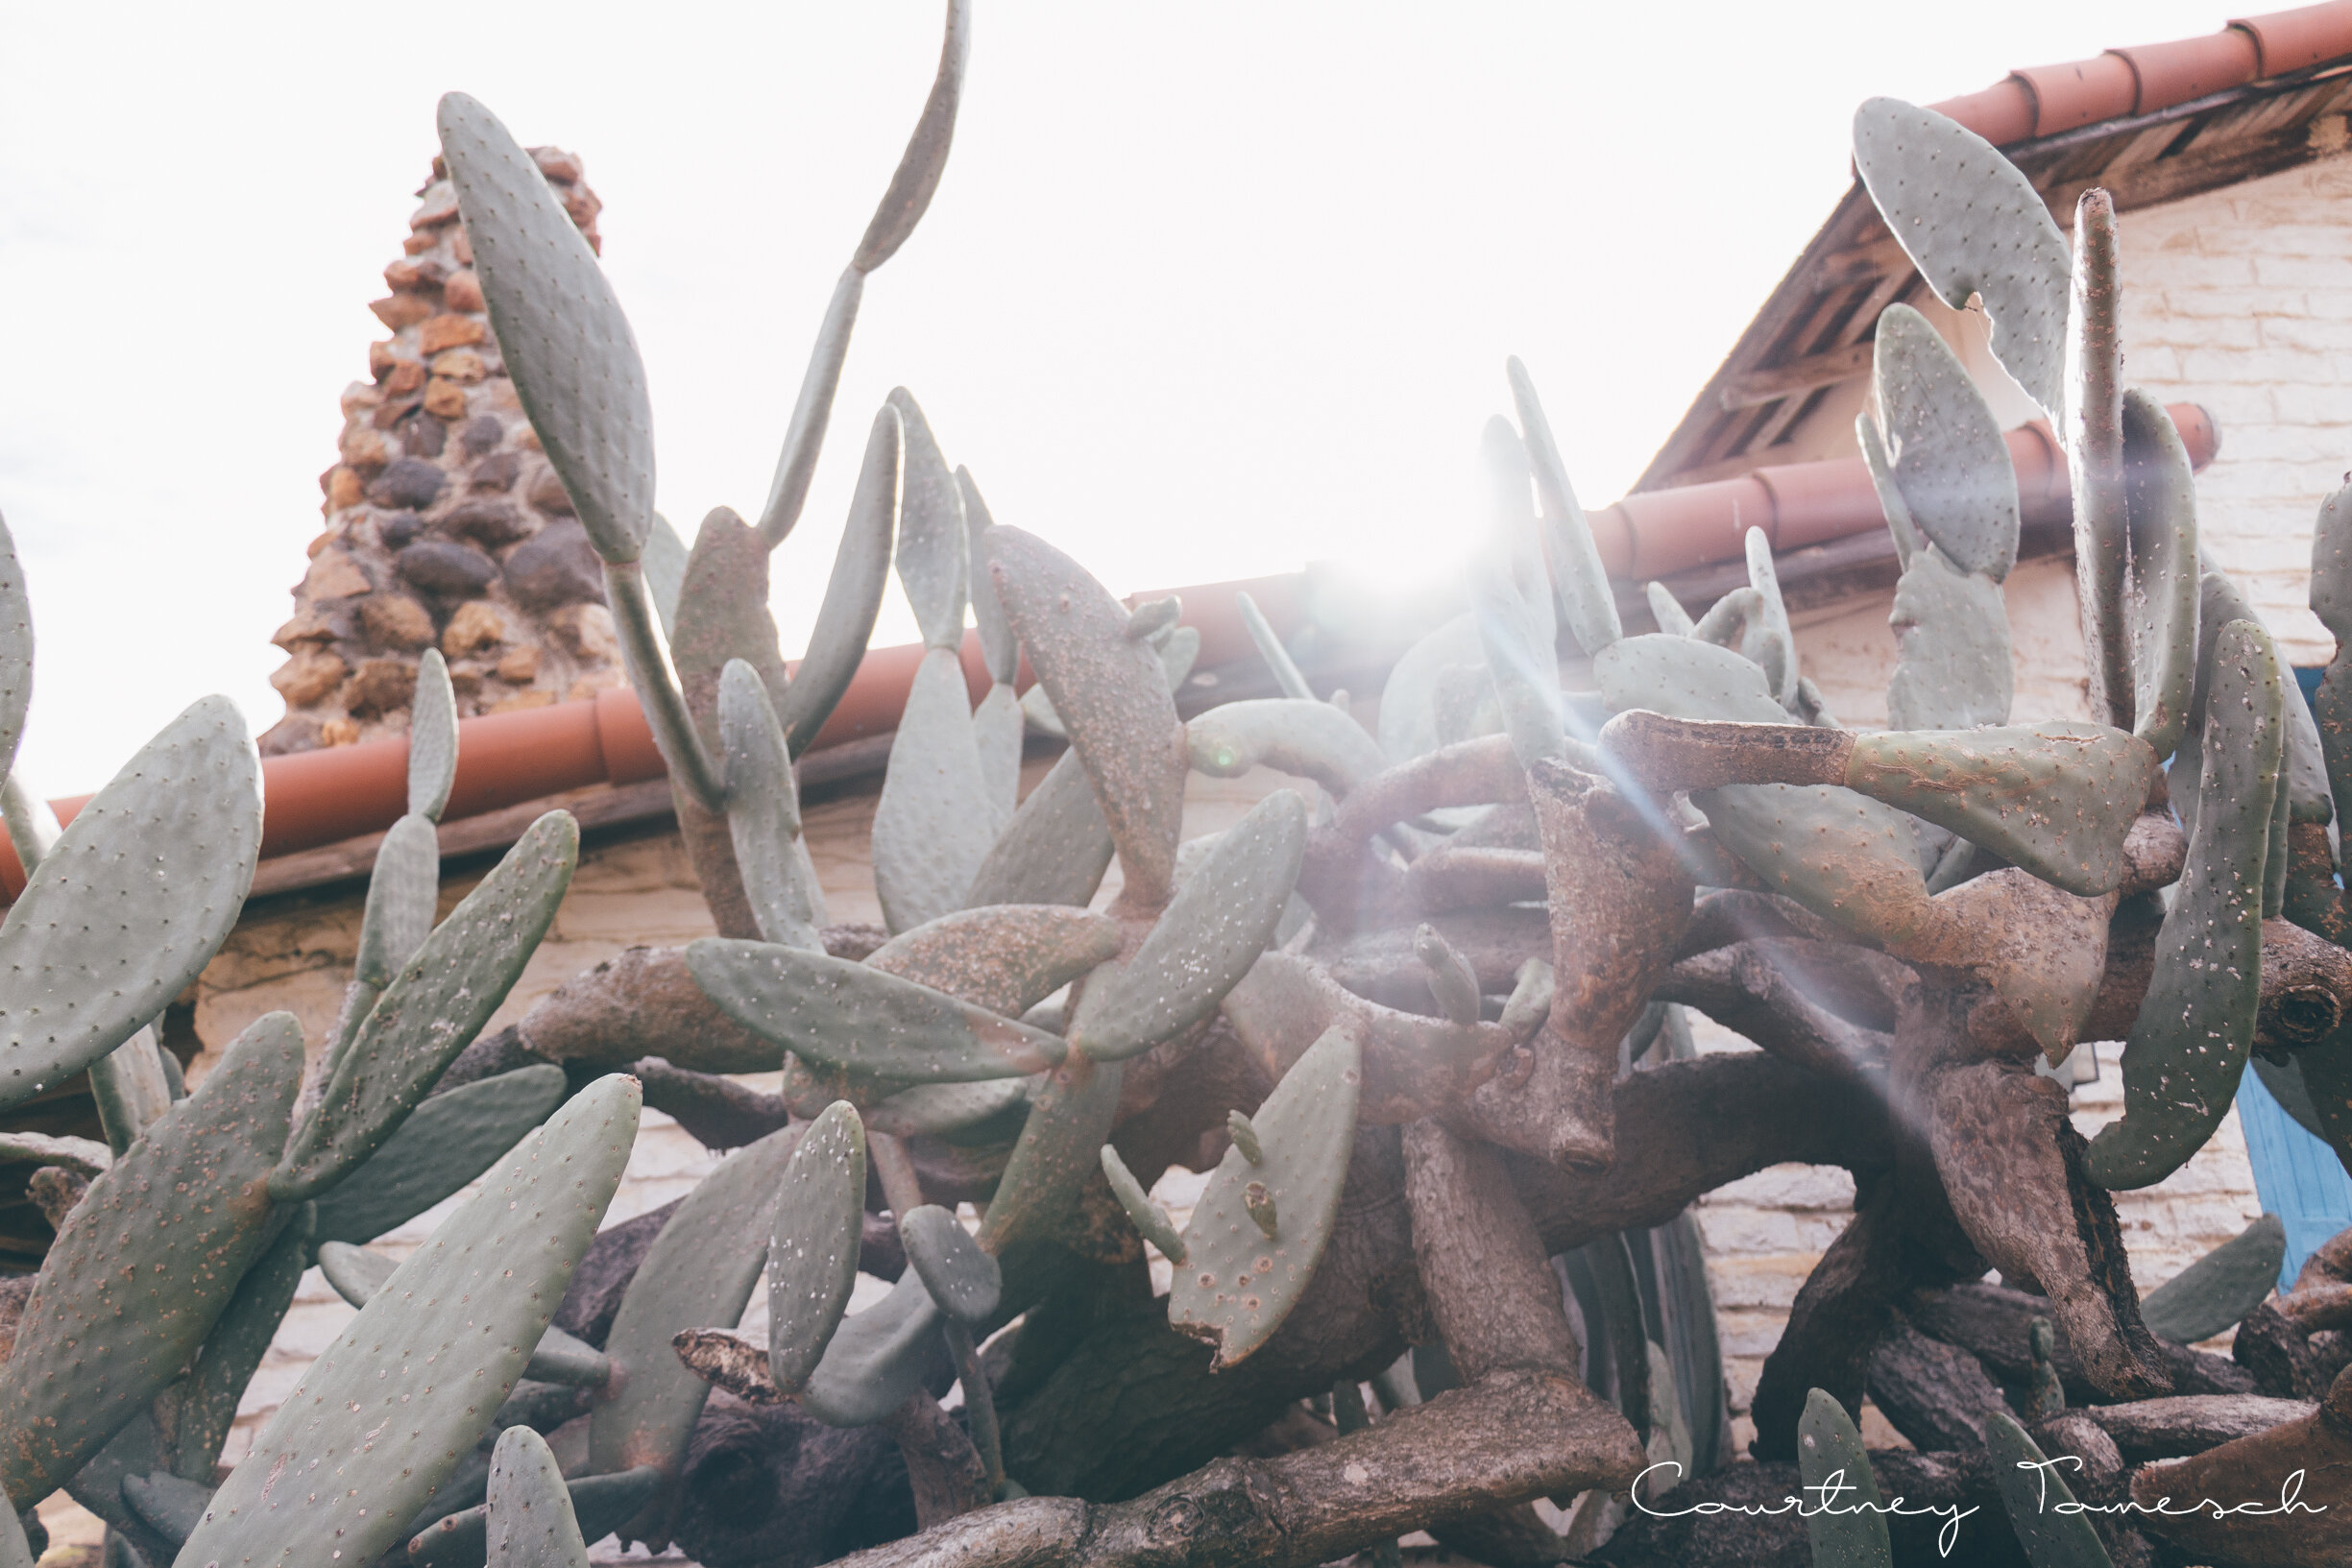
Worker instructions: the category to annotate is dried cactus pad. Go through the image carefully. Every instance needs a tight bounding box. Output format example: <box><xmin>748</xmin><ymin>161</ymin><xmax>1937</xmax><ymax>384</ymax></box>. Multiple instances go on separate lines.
<box><xmin>1871</xmin><ymin>302</ymin><xmax>2020</xmax><ymax>582</ymax></box>
<box><xmin>2090</xmin><ymin>619</ymin><xmax>2282</xmax><ymax>1191</ymax></box>
<box><xmin>1067</xmin><ymin>789</ymin><xmax>1308</xmax><ymax>1062</ymax></box>
<box><xmin>274</xmin><ymin>810</ymin><xmax>579</xmax><ymax>1201</ymax></box>
<box><xmin>900</xmin><ymin>1203</ymin><xmax>1002</xmax><ymax>1324</ymax></box>
<box><xmin>766</xmin><ymin>1101</ymin><xmax>865</xmax><ymax>1393</ymax></box>
<box><xmin>1798</xmin><ymin>1388</ymin><xmax>1891</xmax><ymax>1568</ymax></box>
<box><xmin>485</xmin><ymin>1425</ymin><xmax>591</xmax><ymax>1568</ymax></box>
<box><xmin>182</xmin><ymin>1074</ymin><xmax>641</xmax><ymax>1568</ymax></box>
<box><xmin>1843</xmin><ymin>723</ymin><xmax>2157</xmax><ymax>897</ymax></box>
<box><xmin>689</xmin><ymin>939</ymin><xmax>1069</xmax><ymax>1082</ymax></box>
<box><xmin>868</xmin><ymin>905</ymin><xmax>1123</xmax><ymax>1020</ymax></box>
<box><xmin>2137</xmin><ymin>1213</ymin><xmax>2286</xmax><ymax>1345</ymax></box>
<box><xmin>439</xmin><ymin>93</ymin><xmax>652</xmax><ymax>564</ymax></box>
<box><xmin>1853</xmin><ymin>97</ymin><xmax>2071</xmax><ymax>423</ymax></box>
<box><xmin>1169</xmin><ymin>1023</ymin><xmax>1361</xmax><ymax>1369</ymax></box>
<box><xmin>0</xmin><ymin>1010</ymin><xmax>301</xmax><ymax>1506</ymax></box>
<box><xmin>0</xmin><ymin>694</ymin><xmax>260</xmax><ymax>1114</ymax></box>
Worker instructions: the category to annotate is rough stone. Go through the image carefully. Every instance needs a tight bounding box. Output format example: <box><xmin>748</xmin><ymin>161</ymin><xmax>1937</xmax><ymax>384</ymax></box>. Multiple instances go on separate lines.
<box><xmin>384</xmin><ymin>361</ymin><xmax>425</xmax><ymax>397</ymax></box>
<box><xmin>367</xmin><ymin>456</ymin><xmax>446</xmax><ymax>511</ymax></box>
<box><xmin>547</xmin><ymin>602</ymin><xmax>621</xmax><ymax>663</ymax></box>
<box><xmin>409</xmin><ymin>181</ymin><xmax>459</xmax><ymax>229</ymax></box>
<box><xmin>342</xmin><ymin>658</ymin><xmax>418</xmax><ymax>718</ymax></box>
<box><xmin>497</xmin><ymin>645</ymin><xmax>542</xmax><ymax>684</ymax></box>
<box><xmin>357</xmin><ymin>593</ymin><xmax>437</xmax><ymax>652</ymax></box>
<box><xmin>459</xmin><ymin>415</ymin><xmax>505</xmax><ymax>456</ymax></box>
<box><xmin>258</xmin><ymin>712</ymin><xmax>323</xmax><ymax>757</ymax></box>
<box><xmin>441</xmin><ymin>496</ymin><xmax>531</xmax><ymax>547</ymax></box>
<box><xmin>271</xmin><ymin>611</ymin><xmax>339</xmax><ymax>650</ymax></box>
<box><xmin>319</xmin><ymin>716</ymin><xmax>361</xmax><ymax>746</ymax></box>
<box><xmin>431</xmin><ymin>350</ymin><xmax>487</xmax><ymax>385</ymax></box>
<box><xmin>326</xmin><ymin>467</ymin><xmax>364</xmax><ymax>511</ymax></box>
<box><xmin>270</xmin><ymin>649</ymin><xmax>348</xmax><ymax>707</ymax></box>
<box><xmin>400</xmin><ymin>414</ymin><xmax>447</xmax><ymax>458</ymax></box>
<box><xmin>469</xmin><ymin>450</ymin><xmax>521</xmax><ymax>492</ymax></box>
<box><xmin>525</xmin><ymin>464</ymin><xmax>575</xmax><ymax>516</ymax></box>
<box><xmin>301</xmin><ymin>550</ymin><xmax>372</xmax><ymax>601</ymax></box>
<box><xmin>369</xmin><ymin>294</ymin><xmax>432</xmax><ymax>330</ymax></box>
<box><xmin>419</xmin><ymin>314</ymin><xmax>485</xmax><ymax>355</ymax></box>
<box><xmin>368</xmin><ymin>340</ymin><xmax>400</xmax><ymax>377</ymax></box>
<box><xmin>490</xmin><ymin>689</ymin><xmax>556</xmax><ymax>713</ymax></box>
<box><xmin>504</xmin><ymin>519</ymin><xmax>604</xmax><ymax>611</ymax></box>
<box><xmin>423</xmin><ymin>377</ymin><xmax>468</xmax><ymax>420</ymax></box>
<box><xmin>444</xmin><ymin>271</ymin><xmax>484</xmax><ymax>312</ymax></box>
<box><xmin>443</xmin><ymin>600</ymin><xmax>506</xmax><ymax>658</ymax></box>
<box><xmin>376</xmin><ymin>511</ymin><xmax>424</xmax><ymax>551</ymax></box>
<box><xmin>398</xmin><ymin>539</ymin><xmax>498</xmax><ymax>597</ymax></box>
<box><xmin>338</xmin><ymin>428</ymin><xmax>389</xmax><ymax>470</ymax></box>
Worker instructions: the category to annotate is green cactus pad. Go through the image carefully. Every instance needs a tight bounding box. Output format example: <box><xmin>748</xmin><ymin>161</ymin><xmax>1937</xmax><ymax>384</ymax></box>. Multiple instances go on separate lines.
<box><xmin>0</xmin><ymin>514</ymin><xmax>30</xmax><ymax>785</ymax></box>
<box><xmin>0</xmin><ymin>1129</ymin><xmax>108</xmax><ymax>1175</ymax></box>
<box><xmin>356</xmin><ymin>812</ymin><xmax>443</xmax><ymax>989</ymax></box>
<box><xmin>864</xmin><ymin>1076</ymin><xmax>1032</xmax><ymax>1139</ymax></box>
<box><xmin>2137</xmin><ymin>1213</ymin><xmax>2287</xmax><ymax>1344</ymax></box>
<box><xmin>317</xmin><ymin>1238</ymin><xmax>396</xmax><ymax>1304</ymax></box>
<box><xmin>1843</xmin><ymin>723</ymin><xmax>2156</xmax><ymax>896</ymax></box>
<box><xmin>0</xmin><ymin>694</ymin><xmax>260</xmax><ymax>1114</ymax></box>
<box><xmin>1507</xmin><ymin>357</ymin><xmax>1621</xmax><ymax>657</ymax></box>
<box><xmin>869</xmin><ymin>904</ymin><xmax>1122</xmax><ymax>1020</ymax></box>
<box><xmin>850</xmin><ymin>0</ymin><xmax>969</xmax><ymax>273</ymax></box>
<box><xmin>690</xmin><ymin>938</ymin><xmax>1068</xmax><ymax>1082</ymax></box>
<box><xmin>1853</xmin><ymin>98</ymin><xmax>2071</xmax><ymax>422</ymax></box>
<box><xmin>887</xmin><ymin>390</ymin><xmax>970</xmax><ymax>651</ymax></box>
<box><xmin>410</xmin><ymin>649</ymin><xmax>459</xmax><ymax>823</ymax></box>
<box><xmin>963</xmin><ymin>746</ymin><xmax>1118</xmax><ymax>909</ymax></box>
<box><xmin>1797</xmin><ymin>1388</ymin><xmax>1891</xmax><ymax>1568</ymax></box>
<box><xmin>0</xmin><ymin>1009</ymin><xmax>300</xmax><ymax>1505</ymax></box>
<box><xmin>484</xmin><ymin>1425</ymin><xmax>589</xmax><ymax>1568</ymax></box>
<box><xmin>1236</xmin><ymin>589</ymin><xmax>1315</xmax><ymax>699</ymax></box>
<box><xmin>873</xmin><ymin>647</ymin><xmax>999</xmax><ymax>933</ymax></box>
<box><xmin>182</xmin><ymin>1075</ymin><xmax>636</xmax><ymax>1568</ymax></box>
<box><xmin>1870</xmin><ymin>303</ymin><xmax>2021</xmax><ymax>582</ymax></box>
<box><xmin>2089</xmin><ymin>620</ymin><xmax>2281</xmax><ymax>1190</ymax></box>
<box><xmin>0</xmin><ymin>1502</ymin><xmax>22</xmax><ymax>1568</ymax></box>
<box><xmin>1067</xmin><ymin>790</ymin><xmax>1306</xmax><ymax>1062</ymax></box>
<box><xmin>1984</xmin><ymin>1411</ymin><xmax>2112</xmax><ymax>1568</ymax></box>
<box><xmin>767</xmin><ymin>1101</ymin><xmax>865</xmax><ymax>1394</ymax></box>
<box><xmin>975</xmin><ymin>1052</ymin><xmax>1124</xmax><ymax>1255</ymax></box>
<box><xmin>777</xmin><ymin>405</ymin><xmax>901</xmax><ymax>758</ymax></box>
<box><xmin>1186</xmin><ymin>700</ymin><xmax>1390</xmax><ymax>796</ymax></box>
<box><xmin>1168</xmin><ymin>1024</ymin><xmax>1360</xmax><ymax>1369</ymax></box>
<box><xmin>275</xmin><ymin>811</ymin><xmax>578</xmax><ymax>1201</ymax></box>
<box><xmin>1885</xmin><ymin>536</ymin><xmax>2014</xmax><ymax>733</ymax></box>
<box><xmin>519</xmin><ymin>1328</ymin><xmax>611</xmax><ymax>1388</ymax></box>
<box><xmin>122</xmin><ymin>1470</ymin><xmax>210</xmax><ymax>1548</ymax></box>
<box><xmin>901</xmin><ymin>1203</ymin><xmax>1002</xmax><ymax>1324</ymax></box>
<box><xmin>1375</xmin><ymin>612</ymin><xmax>1495</xmax><ymax>763</ymax></box>
<box><xmin>316</xmin><ymin>1240</ymin><xmax>606</xmax><ymax>1384</ymax></box>
<box><xmin>87</xmin><ymin>1025</ymin><xmax>173</xmax><ymax>1154</ymax></box>
<box><xmin>591</xmin><ymin>1123</ymin><xmax>799</xmax><ymax>1482</ymax></box>
<box><xmin>408</xmin><ymin>1466</ymin><xmax>660</xmax><ymax>1568</ymax></box>
<box><xmin>973</xmin><ymin>682</ymin><xmax>1024</xmax><ymax>824</ymax></box>
<box><xmin>1645</xmin><ymin>581</ymin><xmax>1695</xmax><ymax>637</ymax></box>
<box><xmin>1474</xmin><ymin>418</ymin><xmax>1567</xmax><ymax>766</ymax></box>
<box><xmin>642</xmin><ymin>511</ymin><xmax>690</xmax><ymax>638</ymax></box>
<box><xmin>1743</xmin><ymin>530</ymin><xmax>1798</xmax><ymax>707</ymax></box>
<box><xmin>1100</xmin><ymin>1145</ymin><xmax>1185</xmax><ymax>1263</ymax></box>
<box><xmin>176</xmin><ymin>1201</ymin><xmax>315</xmax><ymax>1482</ymax></box>
<box><xmin>1226</xmin><ymin>1110</ymin><xmax>1263</xmax><ymax>1165</ymax></box>
<box><xmin>958</xmin><ymin>468</ymin><xmax>1018</xmax><ymax>685</ymax></box>
<box><xmin>983</xmin><ymin>526</ymin><xmax>1188</xmax><ymax>905</ymax></box>
<box><xmin>799</xmin><ymin>1266</ymin><xmax>946</xmax><ymax>1427</ymax></box>
<box><xmin>2120</xmin><ymin>391</ymin><xmax>2199</xmax><ymax>762</ymax></box>
<box><xmin>438</xmin><ymin>94</ymin><xmax>651</xmax><ymax>564</ymax></box>
<box><xmin>312</xmin><ymin>1064</ymin><xmax>568</xmax><ymax>1244</ymax></box>
<box><xmin>717</xmin><ymin>659</ymin><xmax>824</xmax><ymax>951</ymax></box>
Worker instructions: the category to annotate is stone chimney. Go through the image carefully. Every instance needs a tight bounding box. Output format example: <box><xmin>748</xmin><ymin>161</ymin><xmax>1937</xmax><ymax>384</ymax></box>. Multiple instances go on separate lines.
<box><xmin>265</xmin><ymin>148</ymin><xmax>626</xmax><ymax>754</ymax></box>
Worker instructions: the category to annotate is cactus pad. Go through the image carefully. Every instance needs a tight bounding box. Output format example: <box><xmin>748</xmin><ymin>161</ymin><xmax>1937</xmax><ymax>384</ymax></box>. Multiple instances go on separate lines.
<box><xmin>962</xmin><ymin>746</ymin><xmax>1118</xmax><ymax>909</ymax></box>
<box><xmin>2137</xmin><ymin>1212</ymin><xmax>2287</xmax><ymax>1344</ymax></box>
<box><xmin>408</xmin><ymin>1465</ymin><xmax>660</xmax><ymax>1568</ymax></box>
<box><xmin>975</xmin><ymin>1052</ymin><xmax>1124</xmax><ymax>1254</ymax></box>
<box><xmin>869</xmin><ymin>904</ymin><xmax>1122</xmax><ymax>1021</ymax></box>
<box><xmin>689</xmin><ymin>938</ymin><xmax>1068</xmax><ymax>1081</ymax></box>
<box><xmin>179</xmin><ymin>1073</ymin><xmax>639</xmax><ymax>1568</ymax></box>
<box><xmin>2089</xmin><ymin>620</ymin><xmax>2281</xmax><ymax>1190</ymax></box>
<box><xmin>1870</xmin><ymin>303</ymin><xmax>2020</xmax><ymax>581</ymax></box>
<box><xmin>1186</xmin><ymin>700</ymin><xmax>1391</xmax><ymax>796</ymax></box>
<box><xmin>176</xmin><ymin>1200</ymin><xmax>315</xmax><ymax>1481</ymax></box>
<box><xmin>0</xmin><ymin>1010</ymin><xmax>301</xmax><ymax>1505</ymax></box>
<box><xmin>1100</xmin><ymin>1145</ymin><xmax>1186</xmax><ymax>1263</ymax></box>
<box><xmin>1168</xmin><ymin>1024</ymin><xmax>1361</xmax><ymax>1369</ymax></box>
<box><xmin>275</xmin><ymin>810</ymin><xmax>579</xmax><ymax>1200</ymax></box>
<box><xmin>767</xmin><ymin>1101</ymin><xmax>865</xmax><ymax>1393</ymax></box>
<box><xmin>1066</xmin><ymin>789</ymin><xmax>1307</xmax><ymax>1062</ymax></box>
<box><xmin>0</xmin><ymin>694</ymin><xmax>261</xmax><ymax>1113</ymax></box>
<box><xmin>2120</xmin><ymin>391</ymin><xmax>2199</xmax><ymax>761</ymax></box>
<box><xmin>717</xmin><ymin>658</ymin><xmax>825</xmax><ymax>950</ymax></box>
<box><xmin>0</xmin><ymin>513</ymin><xmax>30</xmax><ymax>784</ymax></box>
<box><xmin>1984</xmin><ymin>1411</ymin><xmax>2111</xmax><ymax>1568</ymax></box>
<box><xmin>777</xmin><ymin>405</ymin><xmax>902</xmax><ymax>758</ymax></box>
<box><xmin>900</xmin><ymin>1203</ymin><xmax>1002</xmax><ymax>1323</ymax></box>
<box><xmin>591</xmin><ymin>1123</ymin><xmax>800</xmax><ymax>1483</ymax></box>
<box><xmin>439</xmin><ymin>94</ymin><xmax>652</xmax><ymax>563</ymax></box>
<box><xmin>799</xmin><ymin>1267</ymin><xmax>947</xmax><ymax>1427</ymax></box>
<box><xmin>873</xmin><ymin>647</ymin><xmax>999</xmax><ymax>932</ymax></box>
<box><xmin>887</xmin><ymin>390</ymin><xmax>970</xmax><ymax>651</ymax></box>
<box><xmin>310</xmin><ymin>1063</ymin><xmax>568</xmax><ymax>1245</ymax></box>
<box><xmin>1507</xmin><ymin>357</ymin><xmax>1621</xmax><ymax>657</ymax></box>
<box><xmin>410</xmin><ymin>648</ymin><xmax>458</xmax><ymax>822</ymax></box>
<box><xmin>356</xmin><ymin>812</ymin><xmax>443</xmax><ymax>989</ymax></box>
<box><xmin>484</xmin><ymin>1425</ymin><xmax>590</xmax><ymax>1568</ymax></box>
<box><xmin>1797</xmin><ymin>1388</ymin><xmax>1891</xmax><ymax>1568</ymax></box>
<box><xmin>1853</xmin><ymin>98</ymin><xmax>2070</xmax><ymax>422</ymax></box>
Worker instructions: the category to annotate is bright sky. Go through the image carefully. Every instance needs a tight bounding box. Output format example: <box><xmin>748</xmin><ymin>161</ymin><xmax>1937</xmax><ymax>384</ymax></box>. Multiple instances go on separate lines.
<box><xmin>0</xmin><ymin>2</ymin><xmax>2240</xmax><ymax>791</ymax></box>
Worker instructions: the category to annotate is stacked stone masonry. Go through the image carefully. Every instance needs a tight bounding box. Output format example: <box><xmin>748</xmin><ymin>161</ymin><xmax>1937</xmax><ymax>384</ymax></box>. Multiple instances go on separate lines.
<box><xmin>265</xmin><ymin>148</ymin><xmax>624</xmax><ymax>756</ymax></box>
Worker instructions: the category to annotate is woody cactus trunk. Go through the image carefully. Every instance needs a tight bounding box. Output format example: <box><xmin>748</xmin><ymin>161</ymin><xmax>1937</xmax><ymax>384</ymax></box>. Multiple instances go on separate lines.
<box><xmin>4</xmin><ymin>16</ymin><xmax>2352</xmax><ymax>1568</ymax></box>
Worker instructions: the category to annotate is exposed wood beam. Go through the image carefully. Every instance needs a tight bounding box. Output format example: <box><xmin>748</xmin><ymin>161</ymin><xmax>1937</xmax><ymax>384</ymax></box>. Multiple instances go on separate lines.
<box><xmin>1718</xmin><ymin>340</ymin><xmax>1873</xmax><ymax>411</ymax></box>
